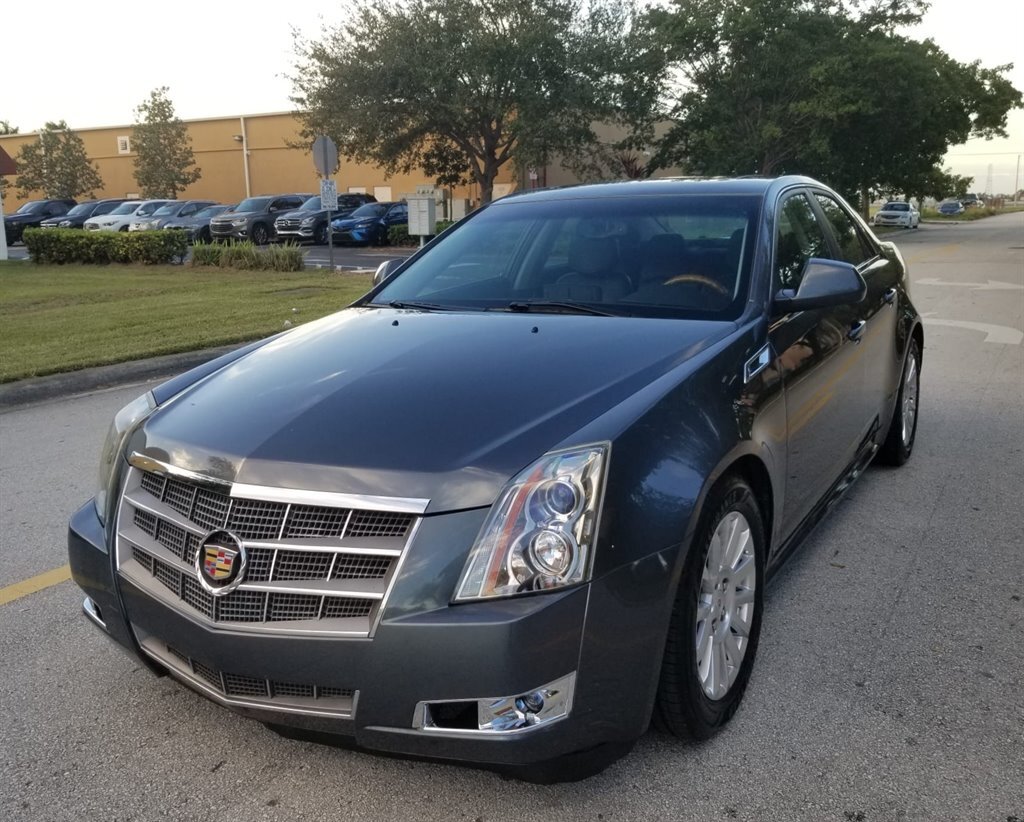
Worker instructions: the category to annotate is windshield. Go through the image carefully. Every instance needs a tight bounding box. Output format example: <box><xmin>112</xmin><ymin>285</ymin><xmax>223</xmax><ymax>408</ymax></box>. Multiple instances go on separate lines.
<box><xmin>372</xmin><ymin>195</ymin><xmax>761</xmax><ymax>320</ymax></box>
<box><xmin>884</xmin><ymin>203</ymin><xmax>909</xmax><ymax>212</ymax></box>
<box><xmin>15</xmin><ymin>201</ymin><xmax>46</xmax><ymax>214</ymax></box>
<box><xmin>350</xmin><ymin>203</ymin><xmax>388</xmax><ymax>218</ymax></box>
<box><xmin>195</xmin><ymin>205</ymin><xmax>229</xmax><ymax>219</ymax></box>
<box><xmin>65</xmin><ymin>203</ymin><xmax>95</xmax><ymax>217</ymax></box>
<box><xmin>136</xmin><ymin>202</ymin><xmax>166</xmax><ymax>216</ymax></box>
<box><xmin>235</xmin><ymin>197</ymin><xmax>272</xmax><ymax>213</ymax></box>
<box><xmin>298</xmin><ymin>196</ymin><xmax>322</xmax><ymax>211</ymax></box>
<box><xmin>111</xmin><ymin>202</ymin><xmax>141</xmax><ymax>215</ymax></box>
<box><xmin>152</xmin><ymin>203</ymin><xmax>181</xmax><ymax>217</ymax></box>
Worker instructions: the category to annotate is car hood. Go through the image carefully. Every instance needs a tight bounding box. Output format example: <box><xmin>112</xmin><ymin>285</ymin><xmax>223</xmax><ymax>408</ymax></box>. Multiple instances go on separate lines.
<box><xmin>213</xmin><ymin>210</ymin><xmax>260</xmax><ymax>221</ymax></box>
<box><xmin>134</xmin><ymin>308</ymin><xmax>732</xmax><ymax>512</ymax></box>
<box><xmin>278</xmin><ymin>209</ymin><xmax>326</xmax><ymax>221</ymax></box>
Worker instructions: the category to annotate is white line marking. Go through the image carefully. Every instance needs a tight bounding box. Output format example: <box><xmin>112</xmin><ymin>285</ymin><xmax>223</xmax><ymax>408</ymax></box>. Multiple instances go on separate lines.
<box><xmin>915</xmin><ymin>278</ymin><xmax>1023</xmax><ymax>291</ymax></box>
<box><xmin>922</xmin><ymin>317</ymin><xmax>1023</xmax><ymax>345</ymax></box>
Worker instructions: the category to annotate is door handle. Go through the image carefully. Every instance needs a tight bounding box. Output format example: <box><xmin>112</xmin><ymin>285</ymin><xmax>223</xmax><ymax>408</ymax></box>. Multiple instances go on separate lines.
<box><xmin>848</xmin><ymin>320</ymin><xmax>867</xmax><ymax>343</ymax></box>
<box><xmin>883</xmin><ymin>288</ymin><xmax>897</xmax><ymax>304</ymax></box>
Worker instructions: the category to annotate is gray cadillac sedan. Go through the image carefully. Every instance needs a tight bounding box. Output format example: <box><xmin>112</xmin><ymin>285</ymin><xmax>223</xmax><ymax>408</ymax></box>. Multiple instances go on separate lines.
<box><xmin>68</xmin><ymin>177</ymin><xmax>922</xmax><ymax>781</ymax></box>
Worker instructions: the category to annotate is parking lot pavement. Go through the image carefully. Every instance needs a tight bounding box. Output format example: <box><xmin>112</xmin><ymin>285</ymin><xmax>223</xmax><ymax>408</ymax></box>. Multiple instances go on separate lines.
<box><xmin>1</xmin><ymin>216</ymin><xmax>1022</xmax><ymax>821</ymax></box>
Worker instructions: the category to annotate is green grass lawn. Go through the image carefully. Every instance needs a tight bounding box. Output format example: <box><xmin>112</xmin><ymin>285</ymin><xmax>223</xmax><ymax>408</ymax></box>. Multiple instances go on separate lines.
<box><xmin>0</xmin><ymin>262</ymin><xmax>372</xmax><ymax>383</ymax></box>
<box><xmin>921</xmin><ymin>205</ymin><xmax>1024</xmax><ymax>221</ymax></box>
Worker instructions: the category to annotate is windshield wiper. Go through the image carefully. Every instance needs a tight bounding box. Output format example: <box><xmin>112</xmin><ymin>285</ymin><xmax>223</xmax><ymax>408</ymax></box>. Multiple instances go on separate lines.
<box><xmin>381</xmin><ymin>300</ymin><xmax>480</xmax><ymax>312</ymax></box>
<box><xmin>505</xmin><ymin>300</ymin><xmax>617</xmax><ymax>317</ymax></box>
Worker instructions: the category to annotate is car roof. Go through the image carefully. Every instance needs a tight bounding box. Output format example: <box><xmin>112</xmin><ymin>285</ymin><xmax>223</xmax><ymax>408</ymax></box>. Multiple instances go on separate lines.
<box><xmin>496</xmin><ymin>176</ymin><xmax>824</xmax><ymax>204</ymax></box>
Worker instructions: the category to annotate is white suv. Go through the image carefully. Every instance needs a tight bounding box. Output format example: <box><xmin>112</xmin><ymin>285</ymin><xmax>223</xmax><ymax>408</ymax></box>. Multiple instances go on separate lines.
<box><xmin>84</xmin><ymin>200</ymin><xmax>169</xmax><ymax>232</ymax></box>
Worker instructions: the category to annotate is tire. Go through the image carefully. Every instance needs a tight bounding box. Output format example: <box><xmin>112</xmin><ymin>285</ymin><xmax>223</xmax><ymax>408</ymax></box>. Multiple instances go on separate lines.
<box><xmin>654</xmin><ymin>475</ymin><xmax>765</xmax><ymax>740</ymax></box>
<box><xmin>197</xmin><ymin>227</ymin><xmax>211</xmax><ymax>244</ymax></box>
<box><xmin>119</xmin><ymin>225</ymin><xmax>128</xmax><ymax>232</ymax></box>
<box><xmin>876</xmin><ymin>337</ymin><xmax>921</xmax><ymax>466</ymax></box>
<box><xmin>251</xmin><ymin>223</ymin><xmax>269</xmax><ymax>246</ymax></box>
<box><xmin>314</xmin><ymin>223</ymin><xmax>327</xmax><ymax>245</ymax></box>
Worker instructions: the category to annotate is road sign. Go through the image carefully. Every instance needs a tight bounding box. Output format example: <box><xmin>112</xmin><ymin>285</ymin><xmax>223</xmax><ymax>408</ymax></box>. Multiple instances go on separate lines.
<box><xmin>312</xmin><ymin>135</ymin><xmax>338</xmax><ymax>177</ymax></box>
<box><xmin>320</xmin><ymin>179</ymin><xmax>338</xmax><ymax>211</ymax></box>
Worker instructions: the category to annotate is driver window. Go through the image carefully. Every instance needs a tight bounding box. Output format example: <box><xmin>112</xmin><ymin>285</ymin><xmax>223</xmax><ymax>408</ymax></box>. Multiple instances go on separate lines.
<box><xmin>775</xmin><ymin>194</ymin><xmax>829</xmax><ymax>291</ymax></box>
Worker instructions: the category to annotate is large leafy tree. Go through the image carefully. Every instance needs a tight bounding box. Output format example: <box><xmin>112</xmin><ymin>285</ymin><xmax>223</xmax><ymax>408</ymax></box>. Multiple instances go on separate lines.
<box><xmin>132</xmin><ymin>87</ymin><xmax>201</xmax><ymax>198</ymax></box>
<box><xmin>15</xmin><ymin>121</ymin><xmax>103</xmax><ymax>199</ymax></box>
<box><xmin>292</xmin><ymin>0</ymin><xmax>658</xmax><ymax>203</ymax></box>
<box><xmin>649</xmin><ymin>0</ymin><xmax>1022</xmax><ymax>214</ymax></box>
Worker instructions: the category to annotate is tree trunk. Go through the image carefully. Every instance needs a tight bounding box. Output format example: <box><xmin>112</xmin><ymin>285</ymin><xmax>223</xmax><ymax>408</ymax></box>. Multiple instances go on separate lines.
<box><xmin>859</xmin><ymin>183</ymin><xmax>870</xmax><ymax>221</ymax></box>
<box><xmin>478</xmin><ymin>156</ymin><xmax>499</xmax><ymax>205</ymax></box>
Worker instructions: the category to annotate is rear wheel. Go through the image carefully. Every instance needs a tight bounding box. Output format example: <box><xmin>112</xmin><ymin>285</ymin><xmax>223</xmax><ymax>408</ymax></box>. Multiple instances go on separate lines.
<box><xmin>655</xmin><ymin>476</ymin><xmax>765</xmax><ymax>740</ymax></box>
<box><xmin>877</xmin><ymin>338</ymin><xmax>921</xmax><ymax>466</ymax></box>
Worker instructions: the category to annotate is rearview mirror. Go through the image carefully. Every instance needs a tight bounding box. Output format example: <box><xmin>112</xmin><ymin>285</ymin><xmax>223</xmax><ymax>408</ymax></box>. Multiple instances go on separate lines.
<box><xmin>772</xmin><ymin>258</ymin><xmax>866</xmax><ymax>313</ymax></box>
<box><xmin>373</xmin><ymin>258</ymin><xmax>403</xmax><ymax>286</ymax></box>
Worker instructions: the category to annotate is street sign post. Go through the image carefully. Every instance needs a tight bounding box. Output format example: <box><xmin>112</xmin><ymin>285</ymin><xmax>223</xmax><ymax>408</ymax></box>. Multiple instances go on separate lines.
<box><xmin>320</xmin><ymin>179</ymin><xmax>338</xmax><ymax>211</ymax></box>
<box><xmin>312</xmin><ymin>136</ymin><xmax>340</xmax><ymax>269</ymax></box>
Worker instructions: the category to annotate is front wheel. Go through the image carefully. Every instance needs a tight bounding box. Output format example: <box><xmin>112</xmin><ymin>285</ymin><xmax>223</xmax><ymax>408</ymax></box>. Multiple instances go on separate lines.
<box><xmin>877</xmin><ymin>337</ymin><xmax>921</xmax><ymax>466</ymax></box>
<box><xmin>251</xmin><ymin>223</ymin><xmax>269</xmax><ymax>246</ymax></box>
<box><xmin>314</xmin><ymin>224</ymin><xmax>327</xmax><ymax>245</ymax></box>
<box><xmin>654</xmin><ymin>475</ymin><xmax>765</xmax><ymax>740</ymax></box>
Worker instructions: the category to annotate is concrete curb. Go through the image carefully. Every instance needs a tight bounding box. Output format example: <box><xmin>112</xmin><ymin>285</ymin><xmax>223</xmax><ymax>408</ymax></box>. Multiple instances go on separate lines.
<box><xmin>0</xmin><ymin>344</ymin><xmax>245</xmax><ymax>410</ymax></box>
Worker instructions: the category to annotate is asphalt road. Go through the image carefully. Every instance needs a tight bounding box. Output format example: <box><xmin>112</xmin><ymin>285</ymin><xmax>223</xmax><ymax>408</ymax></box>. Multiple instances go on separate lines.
<box><xmin>1</xmin><ymin>215</ymin><xmax>1022</xmax><ymax>822</ymax></box>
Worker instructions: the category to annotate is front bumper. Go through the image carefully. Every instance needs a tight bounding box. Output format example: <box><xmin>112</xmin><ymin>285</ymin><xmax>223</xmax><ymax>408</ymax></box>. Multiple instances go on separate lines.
<box><xmin>331</xmin><ymin>226</ymin><xmax>376</xmax><ymax>244</ymax></box>
<box><xmin>68</xmin><ymin>500</ymin><xmax>663</xmax><ymax>773</ymax></box>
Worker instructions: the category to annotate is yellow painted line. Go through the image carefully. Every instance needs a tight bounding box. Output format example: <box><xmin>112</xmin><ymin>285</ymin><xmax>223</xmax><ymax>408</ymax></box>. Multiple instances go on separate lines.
<box><xmin>0</xmin><ymin>564</ymin><xmax>72</xmax><ymax>606</ymax></box>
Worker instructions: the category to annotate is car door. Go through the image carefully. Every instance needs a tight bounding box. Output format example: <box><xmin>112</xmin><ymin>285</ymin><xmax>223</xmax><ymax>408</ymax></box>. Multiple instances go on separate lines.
<box><xmin>811</xmin><ymin>191</ymin><xmax>900</xmax><ymax>436</ymax></box>
<box><xmin>768</xmin><ymin>190</ymin><xmax>868</xmax><ymax>535</ymax></box>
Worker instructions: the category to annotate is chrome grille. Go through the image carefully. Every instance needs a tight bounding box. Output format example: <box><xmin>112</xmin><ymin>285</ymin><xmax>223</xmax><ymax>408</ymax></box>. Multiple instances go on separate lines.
<box><xmin>116</xmin><ymin>463</ymin><xmax>419</xmax><ymax>637</ymax></box>
<box><xmin>136</xmin><ymin>633</ymin><xmax>355</xmax><ymax>716</ymax></box>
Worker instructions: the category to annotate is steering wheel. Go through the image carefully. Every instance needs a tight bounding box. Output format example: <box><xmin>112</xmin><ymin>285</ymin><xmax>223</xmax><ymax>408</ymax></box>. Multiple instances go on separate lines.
<box><xmin>663</xmin><ymin>273</ymin><xmax>731</xmax><ymax>297</ymax></box>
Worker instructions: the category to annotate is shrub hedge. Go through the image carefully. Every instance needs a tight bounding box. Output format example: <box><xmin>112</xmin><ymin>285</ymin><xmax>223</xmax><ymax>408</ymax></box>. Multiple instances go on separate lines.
<box><xmin>189</xmin><ymin>241</ymin><xmax>305</xmax><ymax>272</ymax></box>
<box><xmin>23</xmin><ymin>227</ymin><xmax>188</xmax><ymax>265</ymax></box>
<box><xmin>387</xmin><ymin>219</ymin><xmax>457</xmax><ymax>247</ymax></box>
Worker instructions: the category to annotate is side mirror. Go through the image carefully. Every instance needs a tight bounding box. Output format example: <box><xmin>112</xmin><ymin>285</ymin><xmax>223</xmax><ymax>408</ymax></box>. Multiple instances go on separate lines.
<box><xmin>772</xmin><ymin>258</ymin><xmax>866</xmax><ymax>313</ymax></box>
<box><xmin>373</xmin><ymin>258</ymin><xmax>403</xmax><ymax>286</ymax></box>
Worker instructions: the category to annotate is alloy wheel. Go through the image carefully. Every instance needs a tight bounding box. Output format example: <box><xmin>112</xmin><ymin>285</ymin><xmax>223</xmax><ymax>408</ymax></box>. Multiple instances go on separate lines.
<box><xmin>695</xmin><ymin>511</ymin><xmax>757</xmax><ymax>700</ymax></box>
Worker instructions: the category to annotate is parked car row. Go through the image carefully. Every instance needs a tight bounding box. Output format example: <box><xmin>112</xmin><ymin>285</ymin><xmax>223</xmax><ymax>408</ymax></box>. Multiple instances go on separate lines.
<box><xmin>5</xmin><ymin>191</ymin><xmax>413</xmax><ymax>247</ymax></box>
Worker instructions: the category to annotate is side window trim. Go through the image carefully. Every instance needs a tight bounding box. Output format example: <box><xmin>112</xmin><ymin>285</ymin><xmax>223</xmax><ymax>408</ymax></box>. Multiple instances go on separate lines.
<box><xmin>808</xmin><ymin>188</ymin><xmax>880</xmax><ymax>270</ymax></box>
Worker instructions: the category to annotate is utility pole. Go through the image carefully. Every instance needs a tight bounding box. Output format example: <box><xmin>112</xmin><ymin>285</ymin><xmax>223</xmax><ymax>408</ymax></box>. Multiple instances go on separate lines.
<box><xmin>1015</xmin><ymin>154</ymin><xmax>1021</xmax><ymax>203</ymax></box>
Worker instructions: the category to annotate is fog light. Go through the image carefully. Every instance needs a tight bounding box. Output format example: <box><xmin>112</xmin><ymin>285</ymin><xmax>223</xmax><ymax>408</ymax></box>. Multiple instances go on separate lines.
<box><xmin>413</xmin><ymin>673</ymin><xmax>575</xmax><ymax>735</ymax></box>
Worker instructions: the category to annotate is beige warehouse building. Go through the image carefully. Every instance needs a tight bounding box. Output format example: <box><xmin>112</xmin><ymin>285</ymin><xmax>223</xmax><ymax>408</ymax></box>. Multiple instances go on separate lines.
<box><xmin>0</xmin><ymin>111</ymin><xmax>516</xmax><ymax>211</ymax></box>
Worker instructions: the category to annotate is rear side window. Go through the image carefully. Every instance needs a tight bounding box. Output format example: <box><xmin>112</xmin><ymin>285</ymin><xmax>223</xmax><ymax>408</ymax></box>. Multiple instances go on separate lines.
<box><xmin>775</xmin><ymin>194</ymin><xmax>829</xmax><ymax>291</ymax></box>
<box><xmin>814</xmin><ymin>193</ymin><xmax>874</xmax><ymax>266</ymax></box>
<box><xmin>94</xmin><ymin>202</ymin><xmax>120</xmax><ymax>216</ymax></box>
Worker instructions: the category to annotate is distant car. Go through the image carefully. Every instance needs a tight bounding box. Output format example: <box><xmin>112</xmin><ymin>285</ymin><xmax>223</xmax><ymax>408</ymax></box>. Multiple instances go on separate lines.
<box><xmin>129</xmin><ymin>200</ymin><xmax>217</xmax><ymax>232</ymax></box>
<box><xmin>209</xmin><ymin>194</ymin><xmax>312</xmax><ymax>245</ymax></box>
<box><xmin>937</xmin><ymin>201</ymin><xmax>965</xmax><ymax>216</ymax></box>
<box><xmin>330</xmin><ymin>201</ymin><xmax>408</xmax><ymax>245</ymax></box>
<box><xmin>40</xmin><ymin>199</ymin><xmax>133</xmax><ymax>230</ymax></box>
<box><xmin>872</xmin><ymin>201</ymin><xmax>919</xmax><ymax>229</ymax></box>
<box><xmin>163</xmin><ymin>204</ymin><xmax>235</xmax><ymax>244</ymax></box>
<box><xmin>274</xmin><ymin>193</ymin><xmax>376</xmax><ymax>244</ymax></box>
<box><xmin>85</xmin><ymin>200</ymin><xmax>170</xmax><ymax>232</ymax></box>
<box><xmin>959</xmin><ymin>194</ymin><xmax>982</xmax><ymax>208</ymax></box>
<box><xmin>4</xmin><ymin>198</ymin><xmax>77</xmax><ymax>243</ymax></box>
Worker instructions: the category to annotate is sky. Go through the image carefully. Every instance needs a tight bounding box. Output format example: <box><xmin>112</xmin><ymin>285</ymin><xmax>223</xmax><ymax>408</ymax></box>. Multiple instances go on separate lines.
<box><xmin>2</xmin><ymin>0</ymin><xmax>1022</xmax><ymax>194</ymax></box>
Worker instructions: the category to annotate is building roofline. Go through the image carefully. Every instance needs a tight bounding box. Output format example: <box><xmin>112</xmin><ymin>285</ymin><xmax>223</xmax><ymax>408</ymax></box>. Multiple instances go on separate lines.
<box><xmin>0</xmin><ymin>111</ymin><xmax>302</xmax><ymax>139</ymax></box>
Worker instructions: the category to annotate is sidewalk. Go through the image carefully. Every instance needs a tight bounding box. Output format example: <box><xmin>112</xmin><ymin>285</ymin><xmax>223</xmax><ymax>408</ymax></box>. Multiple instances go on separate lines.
<box><xmin>0</xmin><ymin>344</ymin><xmax>242</xmax><ymax>410</ymax></box>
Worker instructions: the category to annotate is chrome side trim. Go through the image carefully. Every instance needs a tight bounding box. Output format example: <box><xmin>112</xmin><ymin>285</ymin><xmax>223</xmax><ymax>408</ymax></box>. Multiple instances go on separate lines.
<box><xmin>744</xmin><ymin>343</ymin><xmax>772</xmax><ymax>383</ymax></box>
<box><xmin>230</xmin><ymin>482</ymin><xmax>430</xmax><ymax>515</ymax></box>
<box><xmin>367</xmin><ymin>516</ymin><xmax>423</xmax><ymax>638</ymax></box>
<box><xmin>129</xmin><ymin>451</ymin><xmax>431</xmax><ymax>512</ymax></box>
<box><xmin>129</xmin><ymin>452</ymin><xmax>232</xmax><ymax>488</ymax></box>
<box><xmin>82</xmin><ymin>597</ymin><xmax>107</xmax><ymax>631</ymax></box>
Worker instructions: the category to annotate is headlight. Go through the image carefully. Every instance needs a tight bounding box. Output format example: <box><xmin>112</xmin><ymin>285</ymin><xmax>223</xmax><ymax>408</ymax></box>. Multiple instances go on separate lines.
<box><xmin>300</xmin><ymin>217</ymin><xmax>316</xmax><ymax>225</ymax></box>
<box><xmin>454</xmin><ymin>443</ymin><xmax>608</xmax><ymax>601</ymax></box>
<box><xmin>232</xmin><ymin>218</ymin><xmax>248</xmax><ymax>226</ymax></box>
<box><xmin>94</xmin><ymin>392</ymin><xmax>156</xmax><ymax>524</ymax></box>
